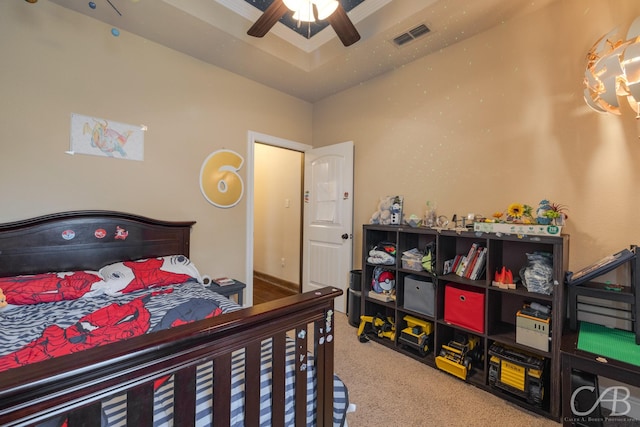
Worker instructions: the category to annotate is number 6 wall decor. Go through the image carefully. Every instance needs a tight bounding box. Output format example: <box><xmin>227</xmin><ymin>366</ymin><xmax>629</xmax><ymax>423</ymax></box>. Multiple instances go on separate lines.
<box><xmin>199</xmin><ymin>149</ymin><xmax>244</xmax><ymax>208</ymax></box>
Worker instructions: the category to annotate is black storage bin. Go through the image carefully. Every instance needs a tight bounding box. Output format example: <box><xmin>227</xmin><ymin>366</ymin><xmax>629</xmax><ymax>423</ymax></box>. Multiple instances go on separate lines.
<box><xmin>347</xmin><ymin>288</ymin><xmax>362</xmax><ymax>327</ymax></box>
<box><xmin>349</xmin><ymin>269</ymin><xmax>362</xmax><ymax>291</ymax></box>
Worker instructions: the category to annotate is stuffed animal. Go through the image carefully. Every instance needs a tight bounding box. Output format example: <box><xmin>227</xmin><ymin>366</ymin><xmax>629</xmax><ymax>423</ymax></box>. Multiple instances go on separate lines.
<box><xmin>369</xmin><ymin>195</ymin><xmax>403</xmax><ymax>225</ymax></box>
<box><xmin>0</xmin><ymin>288</ymin><xmax>7</xmax><ymax>308</ymax></box>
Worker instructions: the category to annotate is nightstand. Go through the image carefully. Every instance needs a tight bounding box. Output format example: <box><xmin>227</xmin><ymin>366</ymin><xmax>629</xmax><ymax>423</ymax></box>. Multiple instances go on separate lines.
<box><xmin>207</xmin><ymin>280</ymin><xmax>246</xmax><ymax>305</ymax></box>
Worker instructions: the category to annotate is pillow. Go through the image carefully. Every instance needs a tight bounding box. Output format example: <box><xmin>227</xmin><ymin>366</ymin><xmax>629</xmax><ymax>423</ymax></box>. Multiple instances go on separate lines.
<box><xmin>0</xmin><ymin>271</ymin><xmax>105</xmax><ymax>305</ymax></box>
<box><xmin>98</xmin><ymin>255</ymin><xmax>202</xmax><ymax>295</ymax></box>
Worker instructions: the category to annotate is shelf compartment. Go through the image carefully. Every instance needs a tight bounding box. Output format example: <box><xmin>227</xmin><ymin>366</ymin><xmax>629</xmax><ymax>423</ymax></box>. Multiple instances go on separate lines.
<box><xmin>397</xmin><ymin>226</ymin><xmax>436</xmax><ymax>254</ymax></box>
<box><xmin>363</xmin><ymin>297</ymin><xmax>395</xmax><ymax>314</ymax></box>
<box><xmin>363</xmin><ymin>264</ymin><xmax>397</xmax><ymax>304</ymax></box>
<box><xmin>487</xmin><ymin>339</ymin><xmax>551</xmax><ymax>414</ymax></box>
<box><xmin>487</xmin><ymin>322</ymin><xmax>553</xmax><ymax>358</ymax></box>
<box><xmin>435</xmin><ymin>324</ymin><xmax>485</xmax><ymax>385</ymax></box>
<box><xmin>396</xmin><ymin>314</ymin><xmax>435</xmax><ymax>360</ymax></box>
<box><xmin>438</xmin><ymin>235</ymin><xmax>488</xmax><ymax>279</ymax></box>
<box><xmin>486</xmin><ymin>290</ymin><xmax>554</xmax><ymax>355</ymax></box>
<box><xmin>487</xmin><ymin>239</ymin><xmax>555</xmax><ymax>289</ymax></box>
<box><xmin>398</xmin><ymin>273</ymin><xmax>435</xmax><ymax>317</ymax></box>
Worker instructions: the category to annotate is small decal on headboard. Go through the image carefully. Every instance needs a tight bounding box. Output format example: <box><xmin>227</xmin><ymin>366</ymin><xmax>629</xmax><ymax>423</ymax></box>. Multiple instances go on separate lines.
<box><xmin>94</xmin><ymin>229</ymin><xmax>107</xmax><ymax>239</ymax></box>
<box><xmin>61</xmin><ymin>230</ymin><xmax>76</xmax><ymax>240</ymax></box>
<box><xmin>114</xmin><ymin>226</ymin><xmax>128</xmax><ymax>240</ymax></box>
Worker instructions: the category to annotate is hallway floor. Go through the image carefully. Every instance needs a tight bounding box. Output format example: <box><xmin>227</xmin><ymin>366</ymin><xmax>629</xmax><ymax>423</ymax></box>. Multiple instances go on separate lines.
<box><xmin>252</xmin><ymin>276</ymin><xmax>298</xmax><ymax>305</ymax></box>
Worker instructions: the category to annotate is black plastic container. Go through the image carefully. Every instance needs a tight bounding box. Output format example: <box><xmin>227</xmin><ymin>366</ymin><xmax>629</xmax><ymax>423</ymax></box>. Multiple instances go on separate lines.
<box><xmin>349</xmin><ymin>269</ymin><xmax>362</xmax><ymax>291</ymax></box>
<box><xmin>347</xmin><ymin>288</ymin><xmax>362</xmax><ymax>327</ymax></box>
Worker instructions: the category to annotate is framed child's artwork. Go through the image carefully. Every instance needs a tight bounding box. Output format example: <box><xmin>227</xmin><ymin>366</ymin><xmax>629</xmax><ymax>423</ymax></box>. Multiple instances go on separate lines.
<box><xmin>69</xmin><ymin>113</ymin><xmax>145</xmax><ymax>161</ymax></box>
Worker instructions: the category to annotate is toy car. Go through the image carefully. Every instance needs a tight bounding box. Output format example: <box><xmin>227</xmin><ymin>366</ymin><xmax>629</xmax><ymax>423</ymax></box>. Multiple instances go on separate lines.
<box><xmin>488</xmin><ymin>343</ymin><xmax>545</xmax><ymax>406</ymax></box>
<box><xmin>357</xmin><ymin>313</ymin><xmax>396</xmax><ymax>342</ymax></box>
<box><xmin>435</xmin><ymin>333</ymin><xmax>482</xmax><ymax>380</ymax></box>
<box><xmin>398</xmin><ymin>315</ymin><xmax>433</xmax><ymax>356</ymax></box>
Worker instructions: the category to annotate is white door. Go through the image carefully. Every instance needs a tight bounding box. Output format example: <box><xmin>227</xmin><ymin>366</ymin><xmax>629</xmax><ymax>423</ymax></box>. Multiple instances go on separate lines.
<box><xmin>303</xmin><ymin>141</ymin><xmax>354</xmax><ymax>313</ymax></box>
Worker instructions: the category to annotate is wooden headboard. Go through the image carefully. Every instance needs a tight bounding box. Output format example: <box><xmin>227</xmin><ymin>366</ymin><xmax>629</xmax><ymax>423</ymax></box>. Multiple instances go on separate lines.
<box><xmin>0</xmin><ymin>211</ymin><xmax>195</xmax><ymax>277</ymax></box>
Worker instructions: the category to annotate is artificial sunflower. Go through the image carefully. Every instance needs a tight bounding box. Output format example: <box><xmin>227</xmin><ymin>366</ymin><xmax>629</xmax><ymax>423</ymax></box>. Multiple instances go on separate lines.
<box><xmin>507</xmin><ymin>203</ymin><xmax>525</xmax><ymax>218</ymax></box>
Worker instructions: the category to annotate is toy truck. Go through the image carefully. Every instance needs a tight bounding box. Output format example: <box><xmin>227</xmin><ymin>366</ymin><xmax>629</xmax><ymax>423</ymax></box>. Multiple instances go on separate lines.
<box><xmin>488</xmin><ymin>343</ymin><xmax>545</xmax><ymax>407</ymax></box>
<box><xmin>357</xmin><ymin>313</ymin><xmax>396</xmax><ymax>342</ymax></box>
<box><xmin>398</xmin><ymin>315</ymin><xmax>433</xmax><ymax>356</ymax></box>
<box><xmin>435</xmin><ymin>333</ymin><xmax>481</xmax><ymax>380</ymax></box>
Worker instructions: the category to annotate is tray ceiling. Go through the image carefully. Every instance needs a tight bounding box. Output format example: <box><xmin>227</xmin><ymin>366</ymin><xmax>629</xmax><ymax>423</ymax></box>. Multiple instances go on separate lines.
<box><xmin>47</xmin><ymin>0</ymin><xmax>558</xmax><ymax>102</ymax></box>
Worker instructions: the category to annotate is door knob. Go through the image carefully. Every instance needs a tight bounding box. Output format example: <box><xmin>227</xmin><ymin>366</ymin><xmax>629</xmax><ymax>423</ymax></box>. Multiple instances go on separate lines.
<box><xmin>341</xmin><ymin>233</ymin><xmax>350</xmax><ymax>240</ymax></box>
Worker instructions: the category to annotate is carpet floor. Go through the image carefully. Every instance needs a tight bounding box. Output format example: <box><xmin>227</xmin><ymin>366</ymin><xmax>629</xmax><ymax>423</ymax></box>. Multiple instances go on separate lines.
<box><xmin>332</xmin><ymin>311</ymin><xmax>560</xmax><ymax>427</ymax></box>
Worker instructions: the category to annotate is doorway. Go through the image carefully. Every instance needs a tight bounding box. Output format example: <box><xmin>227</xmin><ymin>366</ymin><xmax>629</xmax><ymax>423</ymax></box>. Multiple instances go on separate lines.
<box><xmin>245</xmin><ymin>132</ymin><xmax>354</xmax><ymax>311</ymax></box>
<box><xmin>253</xmin><ymin>142</ymin><xmax>303</xmax><ymax>303</ymax></box>
<box><xmin>245</xmin><ymin>132</ymin><xmax>312</xmax><ymax>307</ymax></box>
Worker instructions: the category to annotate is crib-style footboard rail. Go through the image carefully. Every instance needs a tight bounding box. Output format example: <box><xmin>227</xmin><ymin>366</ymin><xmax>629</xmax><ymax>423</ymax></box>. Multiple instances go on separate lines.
<box><xmin>0</xmin><ymin>287</ymin><xmax>342</xmax><ymax>427</ymax></box>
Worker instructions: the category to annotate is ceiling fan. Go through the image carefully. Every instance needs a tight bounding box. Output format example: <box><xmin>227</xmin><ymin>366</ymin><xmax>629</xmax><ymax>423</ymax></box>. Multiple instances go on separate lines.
<box><xmin>247</xmin><ymin>0</ymin><xmax>361</xmax><ymax>47</ymax></box>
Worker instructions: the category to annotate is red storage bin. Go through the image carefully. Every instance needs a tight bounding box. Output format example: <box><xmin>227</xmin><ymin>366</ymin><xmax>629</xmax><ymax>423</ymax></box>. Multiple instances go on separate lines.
<box><xmin>444</xmin><ymin>283</ymin><xmax>485</xmax><ymax>333</ymax></box>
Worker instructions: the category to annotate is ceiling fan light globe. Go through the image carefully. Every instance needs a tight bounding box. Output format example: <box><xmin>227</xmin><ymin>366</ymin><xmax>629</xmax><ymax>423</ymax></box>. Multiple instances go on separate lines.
<box><xmin>314</xmin><ymin>0</ymin><xmax>339</xmax><ymax>20</ymax></box>
<box><xmin>292</xmin><ymin>2</ymin><xmax>315</xmax><ymax>22</ymax></box>
<box><xmin>283</xmin><ymin>0</ymin><xmax>302</xmax><ymax>11</ymax></box>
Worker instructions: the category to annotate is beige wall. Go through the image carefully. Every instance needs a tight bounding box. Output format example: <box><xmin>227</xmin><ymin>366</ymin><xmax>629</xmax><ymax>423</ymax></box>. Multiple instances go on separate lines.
<box><xmin>0</xmin><ymin>1</ymin><xmax>311</xmax><ymax>287</ymax></box>
<box><xmin>313</xmin><ymin>0</ymin><xmax>640</xmax><ymax>273</ymax></box>
<box><xmin>4</xmin><ymin>0</ymin><xmax>640</xmax><ymax>291</ymax></box>
<box><xmin>253</xmin><ymin>143</ymin><xmax>302</xmax><ymax>284</ymax></box>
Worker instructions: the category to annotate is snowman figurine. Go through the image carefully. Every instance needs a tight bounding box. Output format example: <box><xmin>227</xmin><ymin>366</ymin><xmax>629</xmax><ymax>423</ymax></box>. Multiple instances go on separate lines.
<box><xmin>536</xmin><ymin>199</ymin><xmax>552</xmax><ymax>225</ymax></box>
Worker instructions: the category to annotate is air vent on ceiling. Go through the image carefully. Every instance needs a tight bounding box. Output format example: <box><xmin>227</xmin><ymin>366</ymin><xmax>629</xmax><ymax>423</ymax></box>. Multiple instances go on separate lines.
<box><xmin>392</xmin><ymin>24</ymin><xmax>431</xmax><ymax>47</ymax></box>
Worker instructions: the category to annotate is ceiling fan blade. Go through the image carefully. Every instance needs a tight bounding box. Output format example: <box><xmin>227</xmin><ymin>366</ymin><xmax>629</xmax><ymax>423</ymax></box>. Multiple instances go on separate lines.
<box><xmin>327</xmin><ymin>4</ymin><xmax>360</xmax><ymax>47</ymax></box>
<box><xmin>247</xmin><ymin>0</ymin><xmax>290</xmax><ymax>38</ymax></box>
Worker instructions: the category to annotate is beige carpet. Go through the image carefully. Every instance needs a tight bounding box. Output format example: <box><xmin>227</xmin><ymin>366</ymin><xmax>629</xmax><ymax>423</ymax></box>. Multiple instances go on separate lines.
<box><xmin>332</xmin><ymin>312</ymin><xmax>560</xmax><ymax>427</ymax></box>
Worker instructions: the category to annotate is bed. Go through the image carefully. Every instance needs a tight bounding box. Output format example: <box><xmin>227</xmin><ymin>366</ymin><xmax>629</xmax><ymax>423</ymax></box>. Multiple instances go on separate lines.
<box><xmin>0</xmin><ymin>210</ymin><xmax>348</xmax><ymax>426</ymax></box>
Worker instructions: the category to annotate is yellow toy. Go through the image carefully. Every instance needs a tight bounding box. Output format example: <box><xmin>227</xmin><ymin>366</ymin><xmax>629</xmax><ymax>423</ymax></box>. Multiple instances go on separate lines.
<box><xmin>357</xmin><ymin>314</ymin><xmax>396</xmax><ymax>342</ymax></box>
<box><xmin>435</xmin><ymin>333</ymin><xmax>481</xmax><ymax>380</ymax></box>
<box><xmin>0</xmin><ymin>288</ymin><xmax>7</xmax><ymax>308</ymax></box>
<box><xmin>398</xmin><ymin>315</ymin><xmax>433</xmax><ymax>356</ymax></box>
<box><xmin>488</xmin><ymin>343</ymin><xmax>545</xmax><ymax>406</ymax></box>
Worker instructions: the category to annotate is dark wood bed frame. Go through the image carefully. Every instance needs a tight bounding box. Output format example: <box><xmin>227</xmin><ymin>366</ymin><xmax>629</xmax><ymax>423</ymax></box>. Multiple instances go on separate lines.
<box><xmin>0</xmin><ymin>210</ymin><xmax>342</xmax><ymax>426</ymax></box>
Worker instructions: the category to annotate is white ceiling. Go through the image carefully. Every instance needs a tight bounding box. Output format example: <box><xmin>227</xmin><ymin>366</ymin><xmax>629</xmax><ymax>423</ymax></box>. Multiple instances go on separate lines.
<box><xmin>47</xmin><ymin>0</ymin><xmax>558</xmax><ymax>102</ymax></box>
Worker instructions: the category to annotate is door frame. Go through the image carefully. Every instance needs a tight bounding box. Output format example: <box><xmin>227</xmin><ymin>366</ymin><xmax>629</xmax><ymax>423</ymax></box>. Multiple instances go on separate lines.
<box><xmin>246</xmin><ymin>131</ymin><xmax>312</xmax><ymax>307</ymax></box>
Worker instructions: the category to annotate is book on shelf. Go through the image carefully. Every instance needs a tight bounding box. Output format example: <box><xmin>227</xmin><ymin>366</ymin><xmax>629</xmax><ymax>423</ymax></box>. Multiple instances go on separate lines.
<box><xmin>457</xmin><ymin>242</ymin><xmax>484</xmax><ymax>278</ymax></box>
<box><xmin>455</xmin><ymin>255</ymin><xmax>468</xmax><ymax>276</ymax></box>
<box><xmin>451</xmin><ymin>254</ymin><xmax>463</xmax><ymax>274</ymax></box>
<box><xmin>213</xmin><ymin>277</ymin><xmax>236</xmax><ymax>286</ymax></box>
<box><xmin>461</xmin><ymin>243</ymin><xmax>478</xmax><ymax>274</ymax></box>
<box><xmin>465</xmin><ymin>246</ymin><xmax>483</xmax><ymax>278</ymax></box>
<box><xmin>470</xmin><ymin>247</ymin><xmax>487</xmax><ymax>280</ymax></box>
<box><xmin>443</xmin><ymin>258</ymin><xmax>455</xmax><ymax>275</ymax></box>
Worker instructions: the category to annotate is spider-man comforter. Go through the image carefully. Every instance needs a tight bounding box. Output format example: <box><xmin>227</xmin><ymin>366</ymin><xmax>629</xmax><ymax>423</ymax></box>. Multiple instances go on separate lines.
<box><xmin>0</xmin><ymin>281</ymin><xmax>237</xmax><ymax>371</ymax></box>
<box><xmin>0</xmin><ymin>282</ymin><xmax>349</xmax><ymax>426</ymax></box>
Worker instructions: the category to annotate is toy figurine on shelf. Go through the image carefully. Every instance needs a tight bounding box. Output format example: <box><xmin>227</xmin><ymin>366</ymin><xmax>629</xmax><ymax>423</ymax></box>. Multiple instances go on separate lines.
<box><xmin>492</xmin><ymin>266</ymin><xmax>515</xmax><ymax>289</ymax></box>
<box><xmin>536</xmin><ymin>199</ymin><xmax>552</xmax><ymax>225</ymax></box>
<box><xmin>390</xmin><ymin>196</ymin><xmax>403</xmax><ymax>225</ymax></box>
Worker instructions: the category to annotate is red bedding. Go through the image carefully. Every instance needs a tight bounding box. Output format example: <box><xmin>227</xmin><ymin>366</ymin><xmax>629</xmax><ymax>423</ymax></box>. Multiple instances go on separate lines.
<box><xmin>0</xmin><ymin>281</ymin><xmax>239</xmax><ymax>372</ymax></box>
